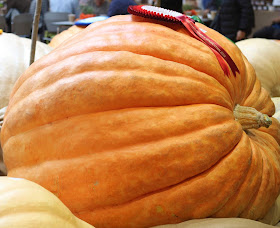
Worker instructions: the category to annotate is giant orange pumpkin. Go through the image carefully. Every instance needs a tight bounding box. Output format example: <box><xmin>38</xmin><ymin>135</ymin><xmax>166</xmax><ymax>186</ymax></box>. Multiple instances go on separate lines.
<box><xmin>1</xmin><ymin>14</ymin><xmax>280</xmax><ymax>228</ymax></box>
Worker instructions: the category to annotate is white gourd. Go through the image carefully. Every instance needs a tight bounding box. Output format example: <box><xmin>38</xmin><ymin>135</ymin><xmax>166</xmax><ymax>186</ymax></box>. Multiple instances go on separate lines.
<box><xmin>155</xmin><ymin>218</ymin><xmax>277</xmax><ymax>228</ymax></box>
<box><xmin>236</xmin><ymin>38</ymin><xmax>280</xmax><ymax>97</ymax></box>
<box><xmin>0</xmin><ymin>32</ymin><xmax>53</xmax><ymax>109</ymax></box>
<box><xmin>0</xmin><ymin>177</ymin><xmax>94</xmax><ymax>228</ymax></box>
<box><xmin>272</xmin><ymin>97</ymin><xmax>280</xmax><ymax>121</ymax></box>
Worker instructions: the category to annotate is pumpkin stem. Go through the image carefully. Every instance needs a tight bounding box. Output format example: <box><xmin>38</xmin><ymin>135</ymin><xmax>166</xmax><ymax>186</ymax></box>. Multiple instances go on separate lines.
<box><xmin>234</xmin><ymin>104</ymin><xmax>272</xmax><ymax>130</ymax></box>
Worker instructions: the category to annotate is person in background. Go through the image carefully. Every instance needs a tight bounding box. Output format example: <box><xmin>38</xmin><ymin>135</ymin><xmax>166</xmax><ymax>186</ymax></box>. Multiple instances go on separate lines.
<box><xmin>6</xmin><ymin>0</ymin><xmax>30</xmax><ymax>13</ymax></box>
<box><xmin>205</xmin><ymin>0</ymin><xmax>255</xmax><ymax>42</ymax></box>
<box><xmin>253</xmin><ymin>15</ymin><xmax>280</xmax><ymax>39</ymax></box>
<box><xmin>160</xmin><ymin>0</ymin><xmax>182</xmax><ymax>13</ymax></box>
<box><xmin>202</xmin><ymin>0</ymin><xmax>211</xmax><ymax>9</ymax></box>
<box><xmin>0</xmin><ymin>1</ymin><xmax>7</xmax><ymax>16</ymax></box>
<box><xmin>29</xmin><ymin>0</ymin><xmax>49</xmax><ymax>41</ymax></box>
<box><xmin>5</xmin><ymin>0</ymin><xmax>31</xmax><ymax>32</ymax></box>
<box><xmin>107</xmin><ymin>0</ymin><xmax>137</xmax><ymax>17</ymax></box>
<box><xmin>49</xmin><ymin>0</ymin><xmax>80</xmax><ymax>18</ymax></box>
<box><xmin>90</xmin><ymin>0</ymin><xmax>109</xmax><ymax>16</ymax></box>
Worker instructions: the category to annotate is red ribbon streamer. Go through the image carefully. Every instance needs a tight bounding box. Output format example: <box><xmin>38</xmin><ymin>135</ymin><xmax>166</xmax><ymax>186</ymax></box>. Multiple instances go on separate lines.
<box><xmin>128</xmin><ymin>5</ymin><xmax>240</xmax><ymax>77</ymax></box>
<box><xmin>176</xmin><ymin>15</ymin><xmax>239</xmax><ymax>77</ymax></box>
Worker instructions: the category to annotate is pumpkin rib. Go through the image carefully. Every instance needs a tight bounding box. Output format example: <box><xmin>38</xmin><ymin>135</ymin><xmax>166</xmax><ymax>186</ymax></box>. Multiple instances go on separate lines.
<box><xmin>74</xmin><ymin>138</ymin><xmax>244</xmax><ymax>215</ymax></box>
<box><xmin>9</xmin><ymin>25</ymin><xmax>239</xmax><ymax>102</ymax></box>
<box><xmin>56</xmin><ymin>21</ymin><xmax>211</xmax><ymax>54</ymax></box>
<box><xmin>73</xmin><ymin>132</ymin><xmax>252</xmax><ymax>228</ymax></box>
<box><xmin>2</xmin><ymin>102</ymin><xmax>235</xmax><ymax>150</ymax></box>
<box><xmin>213</xmin><ymin>130</ymin><xmax>280</xmax><ymax>218</ymax></box>
<box><xmin>238</xmin><ymin>140</ymin><xmax>263</xmax><ymax>217</ymax></box>
<box><xmin>252</xmin><ymin>130</ymin><xmax>280</xmax><ymax>165</ymax></box>
<box><xmin>259</xmin><ymin>118</ymin><xmax>280</xmax><ymax>144</ymax></box>
<box><xmin>5</xmin><ymin>122</ymin><xmax>243</xmax><ymax>213</ymax></box>
<box><xmin>4</xmin><ymin>106</ymin><xmax>240</xmax><ymax>173</ymax></box>
<box><xmin>257</xmin><ymin>93</ymin><xmax>275</xmax><ymax>116</ymax></box>
<box><xmin>250</xmin><ymin>131</ymin><xmax>280</xmax><ymax>193</ymax></box>
<box><xmin>212</xmin><ymin>137</ymin><xmax>262</xmax><ymax>217</ymax></box>
<box><xmin>8</xmin><ymin>126</ymin><xmax>244</xmax><ymax>218</ymax></box>
<box><xmin>241</xmin><ymin>76</ymin><xmax>275</xmax><ymax>116</ymax></box>
<box><xmin>57</xmin><ymin>19</ymin><xmax>246</xmax><ymax>102</ymax></box>
<box><xmin>242</xmin><ymin>77</ymin><xmax>262</xmax><ymax>107</ymax></box>
<box><xmin>10</xmin><ymin>31</ymin><xmax>220</xmax><ymax>97</ymax></box>
<box><xmin>240</xmin><ymin>149</ymin><xmax>275</xmax><ymax>219</ymax></box>
<box><xmin>239</xmin><ymin>56</ymin><xmax>257</xmax><ymax>104</ymax></box>
<box><xmin>52</xmin><ymin>30</ymin><xmax>226</xmax><ymax>85</ymax></box>
<box><xmin>7</xmin><ymin>50</ymin><xmax>232</xmax><ymax>114</ymax></box>
<box><xmin>2</xmin><ymin>68</ymin><xmax>233</xmax><ymax>144</ymax></box>
<box><xmin>60</xmin><ymin>20</ymin><xmax>246</xmax><ymax>102</ymax></box>
<box><xmin>239</xmin><ymin>131</ymin><xmax>280</xmax><ymax>219</ymax></box>
<box><xmin>249</xmin><ymin>88</ymin><xmax>273</xmax><ymax>115</ymax></box>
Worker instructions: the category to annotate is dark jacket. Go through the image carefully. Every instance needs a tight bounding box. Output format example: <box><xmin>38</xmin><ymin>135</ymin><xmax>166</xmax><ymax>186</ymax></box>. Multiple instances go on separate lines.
<box><xmin>7</xmin><ymin>0</ymin><xmax>31</xmax><ymax>13</ymax></box>
<box><xmin>107</xmin><ymin>0</ymin><xmax>137</xmax><ymax>17</ymax></box>
<box><xmin>160</xmin><ymin>0</ymin><xmax>182</xmax><ymax>13</ymax></box>
<box><xmin>29</xmin><ymin>0</ymin><xmax>49</xmax><ymax>29</ymax></box>
<box><xmin>208</xmin><ymin>0</ymin><xmax>255</xmax><ymax>42</ymax></box>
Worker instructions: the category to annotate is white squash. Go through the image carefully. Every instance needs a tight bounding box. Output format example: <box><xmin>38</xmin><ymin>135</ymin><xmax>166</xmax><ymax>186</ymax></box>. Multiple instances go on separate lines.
<box><xmin>0</xmin><ymin>177</ymin><xmax>94</xmax><ymax>228</ymax></box>
<box><xmin>272</xmin><ymin>97</ymin><xmax>280</xmax><ymax>121</ymax></box>
<box><xmin>0</xmin><ymin>32</ymin><xmax>53</xmax><ymax>109</ymax></box>
<box><xmin>236</xmin><ymin>38</ymin><xmax>280</xmax><ymax>97</ymax></box>
<box><xmin>155</xmin><ymin>218</ymin><xmax>277</xmax><ymax>228</ymax></box>
<box><xmin>0</xmin><ymin>106</ymin><xmax>6</xmax><ymax>175</ymax></box>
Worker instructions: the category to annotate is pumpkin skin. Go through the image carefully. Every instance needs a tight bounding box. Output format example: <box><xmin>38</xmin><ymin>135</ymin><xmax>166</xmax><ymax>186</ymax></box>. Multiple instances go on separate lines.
<box><xmin>0</xmin><ymin>177</ymin><xmax>94</xmax><ymax>228</ymax></box>
<box><xmin>48</xmin><ymin>25</ymin><xmax>84</xmax><ymax>49</ymax></box>
<box><xmin>0</xmin><ymin>32</ymin><xmax>53</xmax><ymax>109</ymax></box>
<box><xmin>1</xmin><ymin>15</ymin><xmax>280</xmax><ymax>228</ymax></box>
<box><xmin>236</xmin><ymin>38</ymin><xmax>280</xmax><ymax>97</ymax></box>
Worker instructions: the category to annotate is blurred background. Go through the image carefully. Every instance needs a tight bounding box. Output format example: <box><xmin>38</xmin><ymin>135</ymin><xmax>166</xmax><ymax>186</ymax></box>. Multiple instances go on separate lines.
<box><xmin>0</xmin><ymin>0</ymin><xmax>280</xmax><ymax>44</ymax></box>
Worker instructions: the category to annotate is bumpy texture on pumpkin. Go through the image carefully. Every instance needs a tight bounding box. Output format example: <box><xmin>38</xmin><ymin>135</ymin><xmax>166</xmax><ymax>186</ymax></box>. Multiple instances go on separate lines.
<box><xmin>1</xmin><ymin>15</ymin><xmax>280</xmax><ymax>228</ymax></box>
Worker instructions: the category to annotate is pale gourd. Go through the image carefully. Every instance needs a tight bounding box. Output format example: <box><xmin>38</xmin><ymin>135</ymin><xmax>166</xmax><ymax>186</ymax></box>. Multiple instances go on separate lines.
<box><xmin>0</xmin><ymin>177</ymin><xmax>94</xmax><ymax>228</ymax></box>
<box><xmin>155</xmin><ymin>218</ymin><xmax>278</xmax><ymax>228</ymax></box>
<box><xmin>0</xmin><ymin>32</ymin><xmax>53</xmax><ymax>109</ymax></box>
<box><xmin>0</xmin><ymin>107</ymin><xmax>6</xmax><ymax>175</ymax></box>
<box><xmin>236</xmin><ymin>38</ymin><xmax>280</xmax><ymax>97</ymax></box>
<box><xmin>272</xmin><ymin>97</ymin><xmax>280</xmax><ymax>121</ymax></box>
